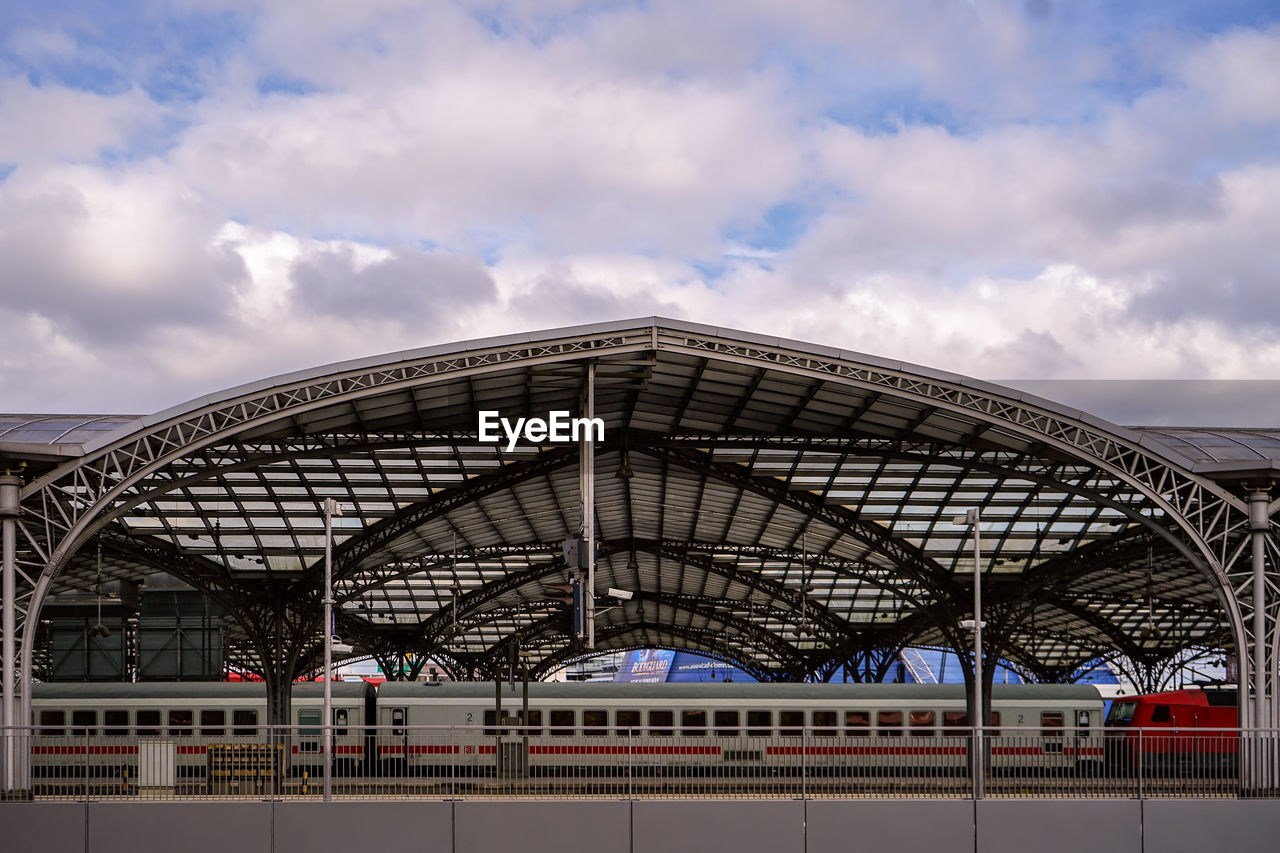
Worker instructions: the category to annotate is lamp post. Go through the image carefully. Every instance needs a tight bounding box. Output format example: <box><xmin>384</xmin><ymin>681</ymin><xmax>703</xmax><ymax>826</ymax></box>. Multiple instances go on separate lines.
<box><xmin>952</xmin><ymin>508</ymin><xmax>984</xmax><ymax>800</ymax></box>
<box><xmin>322</xmin><ymin>498</ymin><xmax>342</xmax><ymax>802</ymax></box>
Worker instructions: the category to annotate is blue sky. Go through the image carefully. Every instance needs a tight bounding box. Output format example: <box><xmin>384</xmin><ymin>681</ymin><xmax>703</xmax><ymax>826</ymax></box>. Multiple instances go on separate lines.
<box><xmin>2</xmin><ymin>1</ymin><xmax>1279</xmax><ymax>413</ymax></box>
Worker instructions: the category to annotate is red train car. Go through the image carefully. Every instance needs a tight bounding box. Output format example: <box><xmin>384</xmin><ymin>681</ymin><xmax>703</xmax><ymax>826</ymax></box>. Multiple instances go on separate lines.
<box><xmin>1104</xmin><ymin>686</ymin><xmax>1239</xmax><ymax>776</ymax></box>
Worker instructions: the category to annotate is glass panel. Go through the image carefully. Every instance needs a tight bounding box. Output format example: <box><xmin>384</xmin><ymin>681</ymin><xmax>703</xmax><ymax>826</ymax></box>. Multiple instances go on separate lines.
<box><xmin>168</xmin><ymin>709</ymin><xmax>194</xmax><ymax>736</ymax></box>
<box><xmin>200</xmin><ymin>709</ymin><xmax>226</xmax><ymax>737</ymax></box>
<box><xmin>1041</xmin><ymin>711</ymin><xmax>1065</xmax><ymax>737</ymax></box>
<box><xmin>104</xmin><ymin>710</ymin><xmax>129</xmax><ymax>733</ymax></box>
<box><xmin>779</xmin><ymin>710</ymin><xmax>804</xmax><ymax>737</ymax></box>
<box><xmin>989</xmin><ymin>711</ymin><xmax>1001</xmax><ymax>736</ymax></box>
<box><xmin>812</xmin><ymin>710</ymin><xmax>837</xmax><ymax>737</ymax></box>
<box><xmin>40</xmin><ymin>710</ymin><xmax>66</xmax><ymax>736</ymax></box>
<box><xmin>583</xmin><ymin>709</ymin><xmax>608</xmax><ymax>736</ymax></box>
<box><xmin>909</xmin><ymin>710</ymin><xmax>935</xmax><ymax>736</ymax></box>
<box><xmin>681</xmin><ymin>709</ymin><xmax>708</xmax><ymax>736</ymax></box>
<box><xmin>1150</xmin><ymin>705</ymin><xmax>1171</xmax><ymax>723</ymax></box>
<box><xmin>334</xmin><ymin>708</ymin><xmax>349</xmax><ymax>736</ymax></box>
<box><xmin>1107</xmin><ymin>702</ymin><xmax>1136</xmax><ymax>725</ymax></box>
<box><xmin>299</xmin><ymin>709</ymin><xmax>321</xmax><ymax>736</ymax></box>
<box><xmin>483</xmin><ymin>709</ymin><xmax>508</xmax><ymax>736</ymax></box>
<box><xmin>233</xmin><ymin>709</ymin><xmax>258</xmax><ymax>737</ymax></box>
<box><xmin>550</xmin><ymin>709</ymin><xmax>575</xmax><ymax>735</ymax></box>
<box><xmin>616</xmin><ymin>710</ymin><xmax>641</xmax><ymax>735</ymax></box>
<box><xmin>390</xmin><ymin>707</ymin><xmax>406</xmax><ymax>737</ymax></box>
<box><xmin>943</xmin><ymin>710</ymin><xmax>968</xmax><ymax>729</ymax></box>
<box><xmin>714</xmin><ymin>710</ymin><xmax>740</xmax><ymax>737</ymax></box>
<box><xmin>845</xmin><ymin>710</ymin><xmax>870</xmax><ymax>736</ymax></box>
<box><xmin>648</xmin><ymin>710</ymin><xmax>673</xmax><ymax>736</ymax></box>
<box><xmin>136</xmin><ymin>710</ymin><xmax>161</xmax><ymax>737</ymax></box>
<box><xmin>877</xmin><ymin>710</ymin><xmax>903</xmax><ymax>736</ymax></box>
<box><xmin>72</xmin><ymin>710</ymin><xmax>97</xmax><ymax>737</ymax></box>
<box><xmin>519</xmin><ymin>708</ymin><xmax>543</xmax><ymax>736</ymax></box>
<box><xmin>746</xmin><ymin>710</ymin><xmax>772</xmax><ymax>735</ymax></box>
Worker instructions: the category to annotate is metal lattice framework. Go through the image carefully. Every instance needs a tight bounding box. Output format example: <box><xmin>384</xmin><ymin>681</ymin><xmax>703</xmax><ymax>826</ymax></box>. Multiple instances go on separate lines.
<box><xmin>1</xmin><ymin>318</ymin><xmax>1277</xmax><ymax>738</ymax></box>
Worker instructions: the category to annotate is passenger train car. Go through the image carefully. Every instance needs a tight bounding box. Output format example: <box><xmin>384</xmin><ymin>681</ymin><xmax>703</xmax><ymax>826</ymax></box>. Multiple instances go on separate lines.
<box><xmin>29</xmin><ymin>681</ymin><xmax>1104</xmax><ymax>782</ymax></box>
<box><xmin>30</xmin><ymin>682</ymin><xmax>374</xmax><ymax>780</ymax></box>
<box><xmin>378</xmin><ymin>681</ymin><xmax>1105</xmax><ymax>776</ymax></box>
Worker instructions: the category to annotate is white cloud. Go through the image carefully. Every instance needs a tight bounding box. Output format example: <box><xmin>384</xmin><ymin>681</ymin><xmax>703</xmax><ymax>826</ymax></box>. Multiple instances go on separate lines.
<box><xmin>3</xmin><ymin>2</ymin><xmax>1280</xmax><ymax>416</ymax></box>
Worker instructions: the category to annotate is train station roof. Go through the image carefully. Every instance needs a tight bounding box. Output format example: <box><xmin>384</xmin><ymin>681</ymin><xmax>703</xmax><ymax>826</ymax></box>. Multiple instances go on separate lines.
<box><xmin>5</xmin><ymin>318</ymin><xmax>1271</xmax><ymax>684</ymax></box>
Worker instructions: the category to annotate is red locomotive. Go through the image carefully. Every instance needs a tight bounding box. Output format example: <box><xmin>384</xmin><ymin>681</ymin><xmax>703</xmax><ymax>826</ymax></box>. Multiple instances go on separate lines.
<box><xmin>1104</xmin><ymin>685</ymin><xmax>1239</xmax><ymax>777</ymax></box>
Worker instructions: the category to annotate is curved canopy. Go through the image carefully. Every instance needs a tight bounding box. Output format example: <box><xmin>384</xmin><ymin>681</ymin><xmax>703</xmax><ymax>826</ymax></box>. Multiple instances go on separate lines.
<box><xmin>4</xmin><ymin>318</ymin><xmax>1274</xmax><ymax>691</ymax></box>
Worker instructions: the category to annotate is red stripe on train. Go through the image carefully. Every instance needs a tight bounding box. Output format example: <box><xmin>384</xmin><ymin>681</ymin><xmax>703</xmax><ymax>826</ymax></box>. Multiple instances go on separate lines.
<box><xmin>530</xmin><ymin>745</ymin><xmax>721</xmax><ymax>756</ymax></box>
<box><xmin>767</xmin><ymin>746</ymin><xmax>967</xmax><ymax>756</ymax></box>
<box><xmin>289</xmin><ymin>746</ymin><xmax>364</xmax><ymax>755</ymax></box>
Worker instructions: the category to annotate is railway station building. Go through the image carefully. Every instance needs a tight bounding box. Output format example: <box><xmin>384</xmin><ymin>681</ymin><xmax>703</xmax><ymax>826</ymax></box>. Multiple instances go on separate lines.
<box><xmin>2</xmin><ymin>317</ymin><xmax>1279</xmax><ymax>795</ymax></box>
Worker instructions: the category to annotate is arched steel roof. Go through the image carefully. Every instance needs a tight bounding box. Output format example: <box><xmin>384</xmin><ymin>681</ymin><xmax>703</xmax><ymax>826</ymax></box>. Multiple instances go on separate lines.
<box><xmin>3</xmin><ymin>318</ymin><xmax>1272</xmax><ymax>693</ymax></box>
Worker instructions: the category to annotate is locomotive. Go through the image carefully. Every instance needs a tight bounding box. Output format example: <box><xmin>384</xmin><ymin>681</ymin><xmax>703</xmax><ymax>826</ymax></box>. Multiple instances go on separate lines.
<box><xmin>1104</xmin><ymin>685</ymin><xmax>1240</xmax><ymax>776</ymax></box>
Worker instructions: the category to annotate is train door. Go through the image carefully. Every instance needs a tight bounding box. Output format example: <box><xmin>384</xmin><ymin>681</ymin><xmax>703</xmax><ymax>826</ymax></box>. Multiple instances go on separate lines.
<box><xmin>383</xmin><ymin>705</ymin><xmax>408</xmax><ymax>773</ymax></box>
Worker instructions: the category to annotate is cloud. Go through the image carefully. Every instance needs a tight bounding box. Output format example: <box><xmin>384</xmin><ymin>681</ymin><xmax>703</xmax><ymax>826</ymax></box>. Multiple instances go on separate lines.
<box><xmin>4</xmin><ymin>1</ymin><xmax>1280</xmax><ymax>417</ymax></box>
<box><xmin>290</xmin><ymin>244</ymin><xmax>498</xmax><ymax>321</ymax></box>
<box><xmin>0</xmin><ymin>165</ymin><xmax>245</xmax><ymax>343</ymax></box>
<box><xmin>0</xmin><ymin>76</ymin><xmax>163</xmax><ymax>164</ymax></box>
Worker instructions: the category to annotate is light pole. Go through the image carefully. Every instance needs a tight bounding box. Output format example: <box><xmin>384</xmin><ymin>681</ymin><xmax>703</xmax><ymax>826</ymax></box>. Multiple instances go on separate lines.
<box><xmin>952</xmin><ymin>507</ymin><xmax>985</xmax><ymax>799</ymax></box>
<box><xmin>322</xmin><ymin>497</ymin><xmax>342</xmax><ymax>802</ymax></box>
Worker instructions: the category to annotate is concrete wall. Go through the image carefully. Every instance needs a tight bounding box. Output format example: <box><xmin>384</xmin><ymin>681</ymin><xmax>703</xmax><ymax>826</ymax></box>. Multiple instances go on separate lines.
<box><xmin>3</xmin><ymin>799</ymin><xmax>1280</xmax><ymax>853</ymax></box>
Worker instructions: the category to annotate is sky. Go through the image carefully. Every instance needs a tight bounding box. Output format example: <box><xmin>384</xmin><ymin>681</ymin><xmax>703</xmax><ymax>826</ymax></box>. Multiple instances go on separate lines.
<box><xmin>2</xmin><ymin>0</ymin><xmax>1279</xmax><ymax>422</ymax></box>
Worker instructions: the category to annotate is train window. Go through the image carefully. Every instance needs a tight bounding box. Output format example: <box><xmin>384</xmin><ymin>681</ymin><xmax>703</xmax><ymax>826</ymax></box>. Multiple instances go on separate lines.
<box><xmin>989</xmin><ymin>711</ymin><xmax>1001</xmax><ymax>736</ymax></box>
<box><xmin>104</xmin><ymin>710</ymin><xmax>129</xmax><ymax>734</ymax></box>
<box><xmin>943</xmin><ymin>711</ymin><xmax>968</xmax><ymax>729</ymax></box>
<box><xmin>615</xmin><ymin>709</ymin><xmax>641</xmax><ymax>735</ymax></box>
<box><xmin>1041</xmin><ymin>711</ymin><xmax>1065</xmax><ymax>737</ymax></box>
<box><xmin>812</xmin><ymin>711</ymin><xmax>837</xmax><ymax>737</ymax></box>
<box><xmin>483</xmin><ymin>709</ymin><xmax>509</xmax><ymax>736</ymax></box>
<box><xmin>844</xmin><ymin>710</ymin><xmax>870</xmax><ymax>736</ymax></box>
<box><xmin>334</xmin><ymin>708</ymin><xmax>349</xmax><ymax>736</ymax></box>
<box><xmin>1107</xmin><ymin>701</ymin><xmax>1137</xmax><ymax>725</ymax></box>
<box><xmin>136</xmin><ymin>710</ymin><xmax>161</xmax><ymax>737</ymax></box>
<box><xmin>583</xmin><ymin>710</ymin><xmax>608</xmax><ymax>736</ymax></box>
<box><xmin>648</xmin><ymin>710</ymin><xmax>674</xmax><ymax>736</ymax></box>
<box><xmin>682</xmin><ymin>710</ymin><xmax>708</xmax><ymax>736</ymax></box>
<box><xmin>779</xmin><ymin>710</ymin><xmax>804</xmax><ymax>737</ymax></box>
<box><xmin>877</xmin><ymin>711</ymin><xmax>903</xmax><ymax>736</ymax></box>
<box><xmin>389</xmin><ymin>707</ymin><xmax>406</xmax><ymax>737</ymax></box>
<box><xmin>714</xmin><ymin>710</ymin><xmax>740</xmax><ymax>737</ymax></box>
<box><xmin>200</xmin><ymin>710</ymin><xmax>226</xmax><ymax>737</ymax></box>
<box><xmin>39</xmin><ymin>710</ymin><xmax>66</xmax><ymax>735</ymax></box>
<box><xmin>550</xmin><ymin>709</ymin><xmax>575</xmax><ymax>736</ymax></box>
<box><xmin>299</xmin><ymin>709</ymin><xmax>322</xmax><ymax>736</ymax></box>
<box><xmin>168</xmin><ymin>709</ymin><xmax>194</xmax><ymax>736</ymax></box>
<box><xmin>72</xmin><ymin>710</ymin><xmax>97</xmax><ymax>737</ymax></box>
<box><xmin>1150</xmin><ymin>705</ymin><xmax>1171</xmax><ymax>724</ymax></box>
<box><xmin>233</xmin><ymin>710</ymin><xmax>258</xmax><ymax>737</ymax></box>
<box><xmin>519</xmin><ymin>708</ymin><xmax>543</xmax><ymax>736</ymax></box>
<box><xmin>746</xmin><ymin>710</ymin><xmax>772</xmax><ymax>735</ymax></box>
<box><xmin>909</xmin><ymin>710</ymin><xmax>936</xmax><ymax>736</ymax></box>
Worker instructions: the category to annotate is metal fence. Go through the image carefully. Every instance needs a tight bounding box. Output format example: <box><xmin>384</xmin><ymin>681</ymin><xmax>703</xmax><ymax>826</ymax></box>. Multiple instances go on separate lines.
<box><xmin>3</xmin><ymin>726</ymin><xmax>1279</xmax><ymax>801</ymax></box>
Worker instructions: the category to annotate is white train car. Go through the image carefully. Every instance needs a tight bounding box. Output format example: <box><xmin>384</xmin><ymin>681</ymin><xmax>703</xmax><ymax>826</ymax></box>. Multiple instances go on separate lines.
<box><xmin>31</xmin><ymin>681</ymin><xmax>375</xmax><ymax>782</ymax></box>
<box><xmin>374</xmin><ymin>681</ymin><xmax>1105</xmax><ymax>778</ymax></box>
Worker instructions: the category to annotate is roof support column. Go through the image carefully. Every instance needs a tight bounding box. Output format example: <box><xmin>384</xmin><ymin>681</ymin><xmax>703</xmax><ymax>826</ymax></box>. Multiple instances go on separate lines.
<box><xmin>1246</xmin><ymin>488</ymin><xmax>1277</xmax><ymax>790</ymax></box>
<box><xmin>580</xmin><ymin>361</ymin><xmax>597</xmax><ymax>649</ymax></box>
<box><xmin>1</xmin><ymin>473</ymin><xmax>20</xmax><ymax>794</ymax></box>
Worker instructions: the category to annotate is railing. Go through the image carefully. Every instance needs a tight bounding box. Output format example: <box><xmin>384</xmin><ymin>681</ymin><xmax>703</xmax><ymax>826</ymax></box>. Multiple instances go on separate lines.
<box><xmin>3</xmin><ymin>725</ymin><xmax>1278</xmax><ymax>801</ymax></box>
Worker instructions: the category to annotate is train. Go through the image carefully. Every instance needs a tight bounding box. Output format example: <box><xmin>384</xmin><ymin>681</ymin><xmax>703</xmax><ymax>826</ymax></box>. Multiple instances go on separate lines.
<box><xmin>1104</xmin><ymin>684</ymin><xmax>1241</xmax><ymax>776</ymax></box>
<box><xmin>28</xmin><ymin>680</ymin><xmax>1105</xmax><ymax>782</ymax></box>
